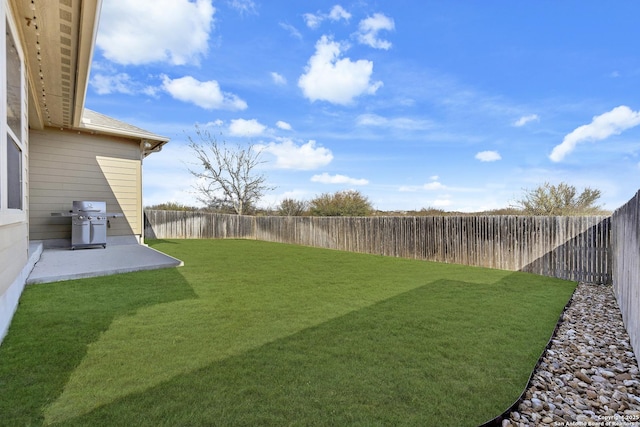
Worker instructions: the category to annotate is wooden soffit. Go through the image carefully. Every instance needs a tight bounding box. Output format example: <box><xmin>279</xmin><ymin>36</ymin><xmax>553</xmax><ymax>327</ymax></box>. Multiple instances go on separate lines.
<box><xmin>10</xmin><ymin>0</ymin><xmax>101</xmax><ymax>130</ymax></box>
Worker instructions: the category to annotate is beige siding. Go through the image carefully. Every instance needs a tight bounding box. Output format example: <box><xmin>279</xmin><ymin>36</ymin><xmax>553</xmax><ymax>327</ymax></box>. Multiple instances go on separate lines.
<box><xmin>29</xmin><ymin>129</ymin><xmax>143</xmax><ymax>241</ymax></box>
<box><xmin>96</xmin><ymin>156</ymin><xmax>141</xmax><ymax>235</ymax></box>
<box><xmin>0</xmin><ymin>222</ymin><xmax>28</xmax><ymax>295</ymax></box>
<box><xmin>0</xmin><ymin>4</ymin><xmax>29</xmax><ymax>297</ymax></box>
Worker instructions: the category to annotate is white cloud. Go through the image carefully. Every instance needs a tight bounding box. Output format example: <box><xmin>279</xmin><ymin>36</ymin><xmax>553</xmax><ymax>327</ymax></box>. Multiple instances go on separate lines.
<box><xmin>399</xmin><ymin>180</ymin><xmax>446</xmax><ymax>192</ymax></box>
<box><xmin>423</xmin><ymin>181</ymin><xmax>446</xmax><ymax>190</ymax></box>
<box><xmin>399</xmin><ymin>179</ymin><xmax>483</xmax><ymax>194</ymax></box>
<box><xmin>311</xmin><ymin>173</ymin><xmax>368</xmax><ymax>185</ymax></box>
<box><xmin>203</xmin><ymin>119</ymin><xmax>224</xmax><ymax>127</ymax></box>
<box><xmin>256</xmin><ymin>139</ymin><xmax>333</xmax><ymax>170</ymax></box>
<box><xmin>91</xmin><ymin>73</ymin><xmax>135</xmax><ymax>95</ymax></box>
<box><xmin>97</xmin><ymin>0</ymin><xmax>214</xmax><ymax>66</ymax></box>
<box><xmin>143</xmin><ymin>143</ymin><xmax>202</xmax><ymax>207</ymax></box>
<box><xmin>298</xmin><ymin>35</ymin><xmax>383</xmax><ymax>105</ymax></box>
<box><xmin>142</xmin><ymin>86</ymin><xmax>160</xmax><ymax>97</ymax></box>
<box><xmin>279</xmin><ymin>22</ymin><xmax>303</xmax><ymax>39</ymax></box>
<box><xmin>228</xmin><ymin>0</ymin><xmax>257</xmax><ymax>15</ymax></box>
<box><xmin>357</xmin><ymin>13</ymin><xmax>395</xmax><ymax>50</ymax></box>
<box><xmin>304</xmin><ymin>5</ymin><xmax>351</xmax><ymax>29</ymax></box>
<box><xmin>329</xmin><ymin>5</ymin><xmax>351</xmax><ymax>22</ymax></box>
<box><xmin>263</xmin><ymin>190</ymin><xmax>311</xmax><ymax>208</ymax></box>
<box><xmin>356</xmin><ymin>113</ymin><xmax>432</xmax><ymax>130</ymax></box>
<box><xmin>550</xmin><ymin>105</ymin><xmax>640</xmax><ymax>162</ymax></box>
<box><xmin>271</xmin><ymin>72</ymin><xmax>287</xmax><ymax>85</ymax></box>
<box><xmin>91</xmin><ymin>72</ymin><xmax>159</xmax><ymax>97</ymax></box>
<box><xmin>398</xmin><ymin>185</ymin><xmax>418</xmax><ymax>192</ymax></box>
<box><xmin>475</xmin><ymin>151</ymin><xmax>502</xmax><ymax>162</ymax></box>
<box><xmin>433</xmin><ymin>198</ymin><xmax>452</xmax><ymax>207</ymax></box>
<box><xmin>161</xmin><ymin>75</ymin><xmax>247</xmax><ymax>110</ymax></box>
<box><xmin>228</xmin><ymin>119</ymin><xmax>266</xmax><ymax>136</ymax></box>
<box><xmin>276</xmin><ymin>121</ymin><xmax>292</xmax><ymax>131</ymax></box>
<box><xmin>513</xmin><ymin>114</ymin><xmax>540</xmax><ymax>127</ymax></box>
<box><xmin>303</xmin><ymin>13</ymin><xmax>323</xmax><ymax>29</ymax></box>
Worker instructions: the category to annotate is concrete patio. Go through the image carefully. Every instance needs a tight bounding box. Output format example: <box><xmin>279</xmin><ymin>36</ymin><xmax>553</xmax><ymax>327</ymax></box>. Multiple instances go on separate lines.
<box><xmin>26</xmin><ymin>238</ymin><xmax>183</xmax><ymax>285</ymax></box>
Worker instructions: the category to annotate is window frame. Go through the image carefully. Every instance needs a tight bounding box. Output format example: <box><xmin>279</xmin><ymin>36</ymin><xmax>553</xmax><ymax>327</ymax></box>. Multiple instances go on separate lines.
<box><xmin>0</xmin><ymin>7</ymin><xmax>26</xmax><ymax>226</ymax></box>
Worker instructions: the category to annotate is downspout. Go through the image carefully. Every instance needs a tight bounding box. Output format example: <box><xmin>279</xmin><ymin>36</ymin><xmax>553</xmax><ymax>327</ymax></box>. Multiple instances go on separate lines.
<box><xmin>140</xmin><ymin>140</ymin><xmax>162</xmax><ymax>244</ymax></box>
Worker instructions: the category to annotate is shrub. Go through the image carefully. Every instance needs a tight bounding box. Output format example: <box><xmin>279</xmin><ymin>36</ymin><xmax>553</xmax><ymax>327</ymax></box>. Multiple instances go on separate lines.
<box><xmin>514</xmin><ymin>182</ymin><xmax>605</xmax><ymax>216</ymax></box>
<box><xmin>277</xmin><ymin>198</ymin><xmax>308</xmax><ymax>216</ymax></box>
<box><xmin>309</xmin><ymin>190</ymin><xmax>373</xmax><ymax>217</ymax></box>
<box><xmin>145</xmin><ymin>202</ymin><xmax>199</xmax><ymax>211</ymax></box>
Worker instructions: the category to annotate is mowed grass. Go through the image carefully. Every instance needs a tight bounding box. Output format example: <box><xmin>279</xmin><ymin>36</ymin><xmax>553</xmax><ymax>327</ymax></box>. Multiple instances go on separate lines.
<box><xmin>0</xmin><ymin>239</ymin><xmax>575</xmax><ymax>426</ymax></box>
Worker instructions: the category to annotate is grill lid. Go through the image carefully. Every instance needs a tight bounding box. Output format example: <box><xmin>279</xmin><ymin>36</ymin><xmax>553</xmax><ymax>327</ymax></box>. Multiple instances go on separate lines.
<box><xmin>72</xmin><ymin>201</ymin><xmax>106</xmax><ymax>213</ymax></box>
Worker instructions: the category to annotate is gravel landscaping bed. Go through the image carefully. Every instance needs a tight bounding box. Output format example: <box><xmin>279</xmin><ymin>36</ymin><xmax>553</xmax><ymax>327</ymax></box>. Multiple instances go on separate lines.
<box><xmin>503</xmin><ymin>282</ymin><xmax>640</xmax><ymax>426</ymax></box>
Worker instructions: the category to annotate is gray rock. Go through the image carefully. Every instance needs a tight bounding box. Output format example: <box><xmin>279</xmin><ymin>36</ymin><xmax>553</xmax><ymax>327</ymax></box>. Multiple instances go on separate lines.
<box><xmin>616</xmin><ymin>372</ymin><xmax>633</xmax><ymax>381</ymax></box>
<box><xmin>501</xmin><ymin>419</ymin><xmax>513</xmax><ymax>427</ymax></box>
<box><xmin>531</xmin><ymin>397</ymin><xmax>543</xmax><ymax>411</ymax></box>
<box><xmin>575</xmin><ymin>370</ymin><xmax>592</xmax><ymax>384</ymax></box>
<box><xmin>508</xmin><ymin>283</ymin><xmax>640</xmax><ymax>426</ymax></box>
<box><xmin>600</xmin><ymin>369</ymin><xmax>616</xmax><ymax>378</ymax></box>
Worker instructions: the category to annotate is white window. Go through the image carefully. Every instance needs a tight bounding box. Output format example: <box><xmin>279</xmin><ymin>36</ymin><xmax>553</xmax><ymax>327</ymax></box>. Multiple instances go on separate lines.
<box><xmin>7</xmin><ymin>137</ymin><xmax>21</xmax><ymax>209</ymax></box>
<box><xmin>1</xmin><ymin>11</ymin><xmax>26</xmax><ymax>223</ymax></box>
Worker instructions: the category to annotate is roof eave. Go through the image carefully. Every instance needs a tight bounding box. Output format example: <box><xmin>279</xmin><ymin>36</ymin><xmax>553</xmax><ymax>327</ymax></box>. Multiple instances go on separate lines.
<box><xmin>80</xmin><ymin>122</ymin><xmax>170</xmax><ymax>144</ymax></box>
<box><xmin>72</xmin><ymin>0</ymin><xmax>102</xmax><ymax>128</ymax></box>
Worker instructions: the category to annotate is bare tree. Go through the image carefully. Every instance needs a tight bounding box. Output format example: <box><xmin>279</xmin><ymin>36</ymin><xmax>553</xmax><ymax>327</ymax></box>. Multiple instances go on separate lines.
<box><xmin>187</xmin><ymin>127</ymin><xmax>274</xmax><ymax>215</ymax></box>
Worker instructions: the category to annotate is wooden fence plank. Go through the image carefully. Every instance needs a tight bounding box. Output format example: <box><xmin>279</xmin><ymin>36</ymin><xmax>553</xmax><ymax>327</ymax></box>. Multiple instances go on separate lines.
<box><xmin>611</xmin><ymin>190</ymin><xmax>640</xmax><ymax>363</ymax></box>
<box><xmin>145</xmin><ymin>210</ymin><xmax>612</xmax><ymax>284</ymax></box>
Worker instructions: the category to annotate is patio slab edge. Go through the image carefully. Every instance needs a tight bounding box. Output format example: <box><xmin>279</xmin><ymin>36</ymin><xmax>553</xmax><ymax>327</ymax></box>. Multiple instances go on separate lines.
<box><xmin>26</xmin><ymin>243</ymin><xmax>183</xmax><ymax>285</ymax></box>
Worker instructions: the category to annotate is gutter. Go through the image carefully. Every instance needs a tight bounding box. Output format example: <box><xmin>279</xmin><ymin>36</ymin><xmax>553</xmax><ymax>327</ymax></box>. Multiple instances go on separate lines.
<box><xmin>72</xmin><ymin>0</ymin><xmax>103</xmax><ymax>127</ymax></box>
<box><xmin>81</xmin><ymin>122</ymin><xmax>170</xmax><ymax>146</ymax></box>
<box><xmin>139</xmin><ymin>139</ymin><xmax>163</xmax><ymax>244</ymax></box>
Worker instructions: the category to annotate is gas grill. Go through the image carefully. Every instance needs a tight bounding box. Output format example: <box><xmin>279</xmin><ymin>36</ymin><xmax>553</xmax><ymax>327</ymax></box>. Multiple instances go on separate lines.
<box><xmin>51</xmin><ymin>201</ymin><xmax>123</xmax><ymax>249</ymax></box>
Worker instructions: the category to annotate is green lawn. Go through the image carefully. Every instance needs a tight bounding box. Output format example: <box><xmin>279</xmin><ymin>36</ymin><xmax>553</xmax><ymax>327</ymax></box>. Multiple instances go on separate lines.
<box><xmin>0</xmin><ymin>239</ymin><xmax>575</xmax><ymax>426</ymax></box>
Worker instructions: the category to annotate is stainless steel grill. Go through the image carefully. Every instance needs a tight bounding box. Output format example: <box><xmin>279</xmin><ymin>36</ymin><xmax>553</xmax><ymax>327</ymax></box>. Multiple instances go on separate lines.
<box><xmin>51</xmin><ymin>201</ymin><xmax>123</xmax><ymax>249</ymax></box>
<box><xmin>71</xmin><ymin>201</ymin><xmax>107</xmax><ymax>249</ymax></box>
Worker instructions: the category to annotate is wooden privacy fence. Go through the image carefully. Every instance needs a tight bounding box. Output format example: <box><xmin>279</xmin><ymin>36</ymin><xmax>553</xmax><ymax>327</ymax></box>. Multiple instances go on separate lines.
<box><xmin>145</xmin><ymin>210</ymin><xmax>611</xmax><ymax>284</ymax></box>
<box><xmin>612</xmin><ymin>189</ymin><xmax>640</xmax><ymax>363</ymax></box>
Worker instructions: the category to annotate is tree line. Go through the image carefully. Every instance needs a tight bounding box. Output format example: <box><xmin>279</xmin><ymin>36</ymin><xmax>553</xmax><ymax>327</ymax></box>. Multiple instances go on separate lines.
<box><xmin>148</xmin><ymin>184</ymin><xmax>609</xmax><ymax>217</ymax></box>
<box><xmin>147</xmin><ymin>189</ymin><xmax>373</xmax><ymax>217</ymax></box>
<box><xmin>150</xmin><ymin>128</ymin><xmax>609</xmax><ymax>217</ymax></box>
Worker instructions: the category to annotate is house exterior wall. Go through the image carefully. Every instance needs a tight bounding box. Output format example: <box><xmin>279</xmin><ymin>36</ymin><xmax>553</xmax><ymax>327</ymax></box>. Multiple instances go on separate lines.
<box><xmin>0</xmin><ymin>222</ymin><xmax>27</xmax><ymax>295</ymax></box>
<box><xmin>0</xmin><ymin>221</ymin><xmax>29</xmax><ymax>343</ymax></box>
<box><xmin>29</xmin><ymin>129</ymin><xmax>143</xmax><ymax>241</ymax></box>
<box><xmin>1</xmin><ymin>0</ymin><xmax>30</xmax><ymax>342</ymax></box>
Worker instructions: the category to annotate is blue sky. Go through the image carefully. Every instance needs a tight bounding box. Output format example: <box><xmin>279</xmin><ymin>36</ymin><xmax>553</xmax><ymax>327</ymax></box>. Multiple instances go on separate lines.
<box><xmin>86</xmin><ymin>0</ymin><xmax>640</xmax><ymax>212</ymax></box>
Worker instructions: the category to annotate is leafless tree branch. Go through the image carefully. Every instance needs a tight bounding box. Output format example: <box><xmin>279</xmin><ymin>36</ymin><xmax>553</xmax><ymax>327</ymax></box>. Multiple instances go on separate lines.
<box><xmin>186</xmin><ymin>126</ymin><xmax>275</xmax><ymax>215</ymax></box>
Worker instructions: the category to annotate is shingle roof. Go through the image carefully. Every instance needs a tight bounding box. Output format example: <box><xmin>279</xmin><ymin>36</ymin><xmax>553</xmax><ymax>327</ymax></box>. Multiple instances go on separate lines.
<box><xmin>80</xmin><ymin>109</ymin><xmax>170</xmax><ymax>144</ymax></box>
